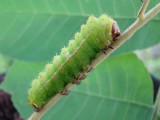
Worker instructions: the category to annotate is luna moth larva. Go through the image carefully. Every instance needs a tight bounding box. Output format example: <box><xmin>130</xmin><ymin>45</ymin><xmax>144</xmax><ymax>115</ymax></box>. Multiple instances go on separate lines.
<box><xmin>28</xmin><ymin>15</ymin><xmax>120</xmax><ymax>111</ymax></box>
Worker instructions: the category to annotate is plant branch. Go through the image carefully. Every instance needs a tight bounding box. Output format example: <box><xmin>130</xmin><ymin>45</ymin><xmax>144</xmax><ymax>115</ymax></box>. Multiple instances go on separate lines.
<box><xmin>153</xmin><ymin>87</ymin><xmax>160</xmax><ymax>120</ymax></box>
<box><xmin>138</xmin><ymin>0</ymin><xmax>150</xmax><ymax>19</ymax></box>
<box><xmin>92</xmin><ymin>1</ymin><xmax>160</xmax><ymax>68</ymax></box>
<box><xmin>28</xmin><ymin>2</ymin><xmax>160</xmax><ymax>120</ymax></box>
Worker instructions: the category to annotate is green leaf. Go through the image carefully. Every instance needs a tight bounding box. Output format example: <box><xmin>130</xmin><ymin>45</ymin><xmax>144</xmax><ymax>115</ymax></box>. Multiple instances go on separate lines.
<box><xmin>0</xmin><ymin>0</ymin><xmax>159</xmax><ymax>61</ymax></box>
<box><xmin>0</xmin><ymin>53</ymin><xmax>12</xmax><ymax>73</ymax></box>
<box><xmin>0</xmin><ymin>53</ymin><xmax>155</xmax><ymax>120</ymax></box>
<box><xmin>0</xmin><ymin>61</ymin><xmax>46</xmax><ymax>118</ymax></box>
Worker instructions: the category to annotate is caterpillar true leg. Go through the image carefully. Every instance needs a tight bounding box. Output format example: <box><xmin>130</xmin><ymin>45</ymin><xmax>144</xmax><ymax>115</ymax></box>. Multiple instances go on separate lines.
<box><xmin>86</xmin><ymin>66</ymin><xmax>93</xmax><ymax>73</ymax></box>
<box><xmin>112</xmin><ymin>23</ymin><xmax>121</xmax><ymax>40</ymax></box>
<box><xmin>102</xmin><ymin>48</ymin><xmax>108</xmax><ymax>55</ymax></box>
<box><xmin>72</xmin><ymin>79</ymin><xmax>81</xmax><ymax>85</ymax></box>
<box><xmin>108</xmin><ymin>44</ymin><xmax>114</xmax><ymax>49</ymax></box>
<box><xmin>78</xmin><ymin>73</ymin><xmax>87</xmax><ymax>80</ymax></box>
<box><xmin>32</xmin><ymin>104</ymin><xmax>41</xmax><ymax>112</ymax></box>
<box><xmin>61</xmin><ymin>89</ymin><xmax>70</xmax><ymax>95</ymax></box>
<box><xmin>72</xmin><ymin>73</ymin><xmax>87</xmax><ymax>84</ymax></box>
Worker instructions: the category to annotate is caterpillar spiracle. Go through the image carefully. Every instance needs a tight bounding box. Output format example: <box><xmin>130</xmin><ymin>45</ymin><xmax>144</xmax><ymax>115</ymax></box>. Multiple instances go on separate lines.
<box><xmin>28</xmin><ymin>15</ymin><xmax>120</xmax><ymax>111</ymax></box>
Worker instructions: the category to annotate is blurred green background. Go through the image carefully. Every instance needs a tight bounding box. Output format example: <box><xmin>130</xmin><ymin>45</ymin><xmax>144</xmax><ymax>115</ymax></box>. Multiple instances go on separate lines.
<box><xmin>0</xmin><ymin>0</ymin><xmax>160</xmax><ymax>120</ymax></box>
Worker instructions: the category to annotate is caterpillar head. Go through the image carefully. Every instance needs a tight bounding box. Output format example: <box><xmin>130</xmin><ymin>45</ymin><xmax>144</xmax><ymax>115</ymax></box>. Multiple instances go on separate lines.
<box><xmin>112</xmin><ymin>22</ymin><xmax>121</xmax><ymax>40</ymax></box>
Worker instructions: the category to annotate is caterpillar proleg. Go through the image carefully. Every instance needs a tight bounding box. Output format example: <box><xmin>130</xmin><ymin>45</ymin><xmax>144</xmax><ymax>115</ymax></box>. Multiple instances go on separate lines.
<box><xmin>28</xmin><ymin>15</ymin><xmax>120</xmax><ymax>111</ymax></box>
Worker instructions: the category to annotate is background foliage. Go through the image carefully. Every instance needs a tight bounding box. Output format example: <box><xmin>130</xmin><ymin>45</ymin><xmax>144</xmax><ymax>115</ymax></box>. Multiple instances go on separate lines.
<box><xmin>0</xmin><ymin>0</ymin><xmax>159</xmax><ymax>120</ymax></box>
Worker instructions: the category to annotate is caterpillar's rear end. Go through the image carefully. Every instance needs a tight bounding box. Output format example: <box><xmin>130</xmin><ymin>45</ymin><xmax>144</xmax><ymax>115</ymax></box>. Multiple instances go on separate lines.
<box><xmin>28</xmin><ymin>15</ymin><xmax>120</xmax><ymax>111</ymax></box>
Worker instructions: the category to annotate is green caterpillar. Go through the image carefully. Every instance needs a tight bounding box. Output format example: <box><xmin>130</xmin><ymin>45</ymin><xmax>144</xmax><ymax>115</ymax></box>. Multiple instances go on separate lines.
<box><xmin>28</xmin><ymin>15</ymin><xmax>120</xmax><ymax>111</ymax></box>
